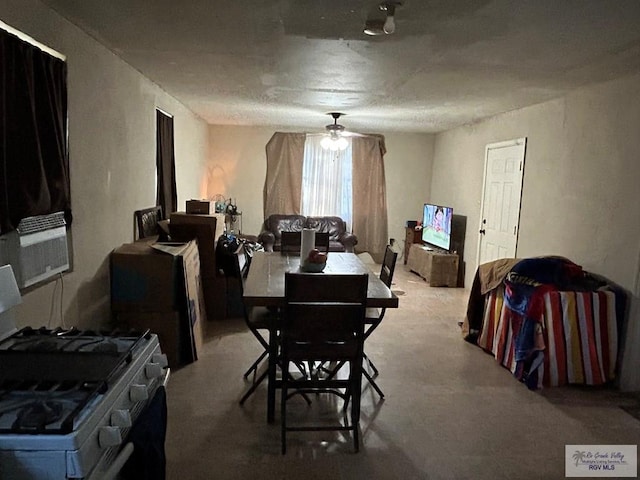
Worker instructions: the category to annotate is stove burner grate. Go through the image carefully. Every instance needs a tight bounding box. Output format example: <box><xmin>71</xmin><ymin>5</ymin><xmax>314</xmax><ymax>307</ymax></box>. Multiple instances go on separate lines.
<box><xmin>0</xmin><ymin>327</ymin><xmax>151</xmax><ymax>434</ymax></box>
<box><xmin>13</xmin><ymin>400</ymin><xmax>64</xmax><ymax>431</ymax></box>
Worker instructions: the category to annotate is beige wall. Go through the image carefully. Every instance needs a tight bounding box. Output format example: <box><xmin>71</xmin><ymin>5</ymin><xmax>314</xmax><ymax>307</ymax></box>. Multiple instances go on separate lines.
<box><xmin>384</xmin><ymin>134</ymin><xmax>435</xmax><ymax>253</ymax></box>
<box><xmin>8</xmin><ymin>0</ymin><xmax>636</xmax><ymax>389</ymax></box>
<box><xmin>431</xmin><ymin>73</ymin><xmax>640</xmax><ymax>390</ymax></box>
<box><xmin>207</xmin><ymin>126</ymin><xmax>434</xmax><ymax>253</ymax></box>
<box><xmin>206</xmin><ymin>126</ymin><xmax>280</xmax><ymax>236</ymax></box>
<box><xmin>1</xmin><ymin>0</ymin><xmax>209</xmax><ymax>329</ymax></box>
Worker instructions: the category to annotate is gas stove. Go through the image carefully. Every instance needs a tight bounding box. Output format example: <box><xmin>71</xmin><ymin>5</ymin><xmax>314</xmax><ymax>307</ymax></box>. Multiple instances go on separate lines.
<box><xmin>0</xmin><ymin>266</ymin><xmax>169</xmax><ymax>480</ymax></box>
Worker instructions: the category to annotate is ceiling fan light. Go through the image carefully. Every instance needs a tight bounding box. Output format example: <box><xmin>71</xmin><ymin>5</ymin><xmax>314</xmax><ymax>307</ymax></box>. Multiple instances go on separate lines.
<box><xmin>383</xmin><ymin>14</ymin><xmax>395</xmax><ymax>34</ymax></box>
<box><xmin>364</xmin><ymin>27</ymin><xmax>383</xmax><ymax>36</ymax></box>
<box><xmin>320</xmin><ymin>112</ymin><xmax>349</xmax><ymax>151</ymax></box>
<box><xmin>363</xmin><ymin>20</ymin><xmax>385</xmax><ymax>36</ymax></box>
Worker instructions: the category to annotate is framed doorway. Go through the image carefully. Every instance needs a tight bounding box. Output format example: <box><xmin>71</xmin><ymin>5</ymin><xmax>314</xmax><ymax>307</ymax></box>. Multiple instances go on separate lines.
<box><xmin>477</xmin><ymin>138</ymin><xmax>527</xmax><ymax>265</ymax></box>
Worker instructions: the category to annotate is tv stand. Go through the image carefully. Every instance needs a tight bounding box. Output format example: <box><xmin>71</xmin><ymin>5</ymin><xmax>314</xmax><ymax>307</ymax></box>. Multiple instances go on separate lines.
<box><xmin>406</xmin><ymin>244</ymin><xmax>459</xmax><ymax>287</ymax></box>
<box><xmin>404</xmin><ymin>227</ymin><xmax>423</xmax><ymax>264</ymax></box>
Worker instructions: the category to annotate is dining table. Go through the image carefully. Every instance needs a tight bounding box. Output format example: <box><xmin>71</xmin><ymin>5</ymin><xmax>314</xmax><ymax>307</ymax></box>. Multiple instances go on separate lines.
<box><xmin>242</xmin><ymin>251</ymin><xmax>399</xmax><ymax>423</ymax></box>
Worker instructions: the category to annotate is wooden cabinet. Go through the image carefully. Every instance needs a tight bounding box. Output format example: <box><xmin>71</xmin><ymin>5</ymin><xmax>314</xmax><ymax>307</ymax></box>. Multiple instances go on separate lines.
<box><xmin>404</xmin><ymin>227</ymin><xmax>423</xmax><ymax>264</ymax></box>
<box><xmin>406</xmin><ymin>244</ymin><xmax>459</xmax><ymax>287</ymax></box>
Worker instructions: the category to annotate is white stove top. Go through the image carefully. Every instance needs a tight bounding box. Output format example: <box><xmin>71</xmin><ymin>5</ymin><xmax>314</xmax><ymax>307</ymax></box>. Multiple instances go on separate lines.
<box><xmin>0</xmin><ymin>265</ymin><xmax>170</xmax><ymax>479</ymax></box>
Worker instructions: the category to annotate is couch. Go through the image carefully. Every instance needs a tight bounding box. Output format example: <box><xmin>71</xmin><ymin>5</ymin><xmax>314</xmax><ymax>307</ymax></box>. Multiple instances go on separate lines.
<box><xmin>258</xmin><ymin>214</ymin><xmax>357</xmax><ymax>253</ymax></box>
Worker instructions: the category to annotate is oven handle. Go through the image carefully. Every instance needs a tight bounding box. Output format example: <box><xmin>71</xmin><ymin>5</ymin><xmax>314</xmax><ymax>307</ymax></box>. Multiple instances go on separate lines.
<box><xmin>100</xmin><ymin>442</ymin><xmax>135</xmax><ymax>480</ymax></box>
<box><xmin>93</xmin><ymin>367</ymin><xmax>171</xmax><ymax>480</ymax></box>
<box><xmin>161</xmin><ymin>367</ymin><xmax>171</xmax><ymax>388</ymax></box>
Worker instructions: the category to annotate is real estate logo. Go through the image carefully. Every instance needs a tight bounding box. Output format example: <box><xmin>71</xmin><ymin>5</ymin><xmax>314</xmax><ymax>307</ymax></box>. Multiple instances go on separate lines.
<box><xmin>566</xmin><ymin>445</ymin><xmax>637</xmax><ymax>477</ymax></box>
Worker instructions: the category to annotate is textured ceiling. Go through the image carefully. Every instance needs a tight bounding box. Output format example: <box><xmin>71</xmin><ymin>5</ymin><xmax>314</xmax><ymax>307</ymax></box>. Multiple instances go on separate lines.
<box><xmin>41</xmin><ymin>0</ymin><xmax>640</xmax><ymax>133</ymax></box>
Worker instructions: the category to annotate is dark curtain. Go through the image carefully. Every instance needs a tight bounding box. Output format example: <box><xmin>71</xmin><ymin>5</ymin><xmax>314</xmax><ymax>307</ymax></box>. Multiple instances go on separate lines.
<box><xmin>0</xmin><ymin>28</ymin><xmax>70</xmax><ymax>234</ymax></box>
<box><xmin>156</xmin><ymin>110</ymin><xmax>177</xmax><ymax>216</ymax></box>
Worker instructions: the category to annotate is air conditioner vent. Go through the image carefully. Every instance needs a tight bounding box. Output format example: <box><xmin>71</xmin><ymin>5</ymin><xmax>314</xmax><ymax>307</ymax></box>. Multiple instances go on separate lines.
<box><xmin>17</xmin><ymin>212</ymin><xmax>66</xmax><ymax>235</ymax></box>
<box><xmin>0</xmin><ymin>212</ymin><xmax>70</xmax><ymax>288</ymax></box>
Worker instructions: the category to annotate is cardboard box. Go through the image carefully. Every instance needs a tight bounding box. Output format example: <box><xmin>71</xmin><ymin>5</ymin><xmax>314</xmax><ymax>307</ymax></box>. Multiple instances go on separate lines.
<box><xmin>111</xmin><ymin>242</ymin><xmax>185</xmax><ymax>311</ymax></box>
<box><xmin>203</xmin><ymin>275</ymin><xmax>227</xmax><ymax>320</ymax></box>
<box><xmin>186</xmin><ymin>199</ymin><xmax>212</xmax><ymax>214</ymax></box>
<box><xmin>179</xmin><ymin>241</ymin><xmax>206</xmax><ymax>356</ymax></box>
<box><xmin>115</xmin><ymin>311</ymin><xmax>184</xmax><ymax>367</ymax></box>
<box><xmin>110</xmin><ymin>240</ymin><xmax>206</xmax><ymax>363</ymax></box>
<box><xmin>170</xmin><ymin>212</ymin><xmax>225</xmax><ymax>278</ymax></box>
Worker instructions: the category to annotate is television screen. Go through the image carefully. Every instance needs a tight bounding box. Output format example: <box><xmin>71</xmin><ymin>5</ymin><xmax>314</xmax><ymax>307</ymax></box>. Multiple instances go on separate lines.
<box><xmin>421</xmin><ymin>204</ymin><xmax>453</xmax><ymax>251</ymax></box>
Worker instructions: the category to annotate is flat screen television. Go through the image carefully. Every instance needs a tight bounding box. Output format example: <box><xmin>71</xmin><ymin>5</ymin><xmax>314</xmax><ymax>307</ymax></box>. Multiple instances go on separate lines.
<box><xmin>421</xmin><ymin>203</ymin><xmax>453</xmax><ymax>252</ymax></box>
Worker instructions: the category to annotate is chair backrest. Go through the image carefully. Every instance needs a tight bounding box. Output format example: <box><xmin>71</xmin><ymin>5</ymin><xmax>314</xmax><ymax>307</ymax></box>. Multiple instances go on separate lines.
<box><xmin>280</xmin><ymin>231</ymin><xmax>301</xmax><ymax>253</ymax></box>
<box><xmin>134</xmin><ymin>206</ymin><xmax>163</xmax><ymax>239</ymax></box>
<box><xmin>280</xmin><ymin>231</ymin><xmax>330</xmax><ymax>254</ymax></box>
<box><xmin>314</xmin><ymin>232</ymin><xmax>330</xmax><ymax>253</ymax></box>
<box><xmin>379</xmin><ymin>245</ymin><xmax>398</xmax><ymax>288</ymax></box>
<box><xmin>221</xmin><ymin>242</ymin><xmax>248</xmax><ymax>279</ymax></box>
<box><xmin>283</xmin><ymin>273</ymin><xmax>368</xmax><ymax>357</ymax></box>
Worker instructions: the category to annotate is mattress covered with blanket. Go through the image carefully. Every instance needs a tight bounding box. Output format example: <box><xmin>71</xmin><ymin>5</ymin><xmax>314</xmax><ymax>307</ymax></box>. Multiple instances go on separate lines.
<box><xmin>463</xmin><ymin>257</ymin><xmax>626</xmax><ymax>389</ymax></box>
<box><xmin>477</xmin><ymin>285</ymin><xmax>619</xmax><ymax>388</ymax></box>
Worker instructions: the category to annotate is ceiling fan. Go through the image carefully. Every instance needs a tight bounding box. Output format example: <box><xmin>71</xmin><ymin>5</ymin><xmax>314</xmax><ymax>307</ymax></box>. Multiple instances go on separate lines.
<box><xmin>364</xmin><ymin>2</ymin><xmax>402</xmax><ymax>36</ymax></box>
<box><xmin>320</xmin><ymin>112</ymin><xmax>350</xmax><ymax>151</ymax></box>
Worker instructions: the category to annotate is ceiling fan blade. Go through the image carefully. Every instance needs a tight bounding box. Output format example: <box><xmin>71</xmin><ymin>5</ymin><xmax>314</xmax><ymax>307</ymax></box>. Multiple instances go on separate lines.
<box><xmin>341</xmin><ymin>131</ymin><xmax>366</xmax><ymax>137</ymax></box>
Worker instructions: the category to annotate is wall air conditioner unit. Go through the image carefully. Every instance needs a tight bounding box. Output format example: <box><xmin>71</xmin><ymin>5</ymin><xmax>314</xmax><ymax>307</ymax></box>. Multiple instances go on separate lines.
<box><xmin>0</xmin><ymin>212</ymin><xmax>70</xmax><ymax>288</ymax></box>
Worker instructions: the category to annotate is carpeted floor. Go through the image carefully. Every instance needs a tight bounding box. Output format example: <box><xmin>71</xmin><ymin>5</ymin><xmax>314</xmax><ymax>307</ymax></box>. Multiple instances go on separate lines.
<box><xmin>621</xmin><ymin>403</ymin><xmax>640</xmax><ymax>422</ymax></box>
<box><xmin>164</xmin><ymin>264</ymin><xmax>640</xmax><ymax>479</ymax></box>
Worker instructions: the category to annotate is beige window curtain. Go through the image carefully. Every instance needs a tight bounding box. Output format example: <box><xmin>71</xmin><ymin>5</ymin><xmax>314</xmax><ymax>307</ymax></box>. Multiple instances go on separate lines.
<box><xmin>352</xmin><ymin>135</ymin><xmax>388</xmax><ymax>262</ymax></box>
<box><xmin>264</xmin><ymin>132</ymin><xmax>306</xmax><ymax>218</ymax></box>
<box><xmin>301</xmin><ymin>136</ymin><xmax>353</xmax><ymax>229</ymax></box>
<box><xmin>264</xmin><ymin>132</ymin><xmax>388</xmax><ymax>262</ymax></box>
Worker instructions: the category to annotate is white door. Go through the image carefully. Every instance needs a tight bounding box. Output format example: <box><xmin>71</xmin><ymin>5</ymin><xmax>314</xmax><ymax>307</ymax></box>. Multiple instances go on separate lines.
<box><xmin>477</xmin><ymin>138</ymin><xmax>526</xmax><ymax>265</ymax></box>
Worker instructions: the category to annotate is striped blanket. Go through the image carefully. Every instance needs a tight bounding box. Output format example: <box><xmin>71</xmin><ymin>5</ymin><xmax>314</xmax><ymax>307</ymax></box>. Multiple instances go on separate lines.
<box><xmin>477</xmin><ymin>286</ymin><xmax>618</xmax><ymax>388</ymax></box>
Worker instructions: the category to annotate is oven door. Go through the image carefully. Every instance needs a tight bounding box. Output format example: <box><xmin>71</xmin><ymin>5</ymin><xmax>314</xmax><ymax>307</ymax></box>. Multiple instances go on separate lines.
<box><xmin>88</xmin><ymin>368</ymin><xmax>169</xmax><ymax>480</ymax></box>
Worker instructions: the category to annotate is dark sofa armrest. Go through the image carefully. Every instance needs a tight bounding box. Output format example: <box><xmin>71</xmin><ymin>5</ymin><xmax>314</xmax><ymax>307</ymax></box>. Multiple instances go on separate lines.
<box><xmin>340</xmin><ymin>232</ymin><xmax>358</xmax><ymax>253</ymax></box>
<box><xmin>258</xmin><ymin>231</ymin><xmax>276</xmax><ymax>252</ymax></box>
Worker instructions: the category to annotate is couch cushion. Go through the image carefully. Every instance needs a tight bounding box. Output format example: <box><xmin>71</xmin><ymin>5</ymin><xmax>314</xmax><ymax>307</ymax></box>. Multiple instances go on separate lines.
<box><xmin>265</xmin><ymin>214</ymin><xmax>307</xmax><ymax>240</ymax></box>
<box><xmin>305</xmin><ymin>216</ymin><xmax>346</xmax><ymax>242</ymax></box>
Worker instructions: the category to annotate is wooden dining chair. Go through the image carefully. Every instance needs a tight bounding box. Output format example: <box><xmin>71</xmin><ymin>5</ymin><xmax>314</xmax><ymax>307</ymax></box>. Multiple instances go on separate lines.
<box><xmin>362</xmin><ymin>245</ymin><xmax>398</xmax><ymax>398</ymax></box>
<box><xmin>223</xmin><ymin>244</ymin><xmax>279</xmax><ymax>404</ymax></box>
<box><xmin>134</xmin><ymin>205</ymin><xmax>163</xmax><ymax>240</ymax></box>
<box><xmin>232</xmin><ymin>245</ymin><xmax>311</xmax><ymax>406</ymax></box>
<box><xmin>279</xmin><ymin>231</ymin><xmax>300</xmax><ymax>254</ymax></box>
<box><xmin>314</xmin><ymin>232</ymin><xmax>330</xmax><ymax>253</ymax></box>
<box><xmin>280</xmin><ymin>272</ymin><xmax>368</xmax><ymax>454</ymax></box>
<box><xmin>280</xmin><ymin>231</ymin><xmax>330</xmax><ymax>254</ymax></box>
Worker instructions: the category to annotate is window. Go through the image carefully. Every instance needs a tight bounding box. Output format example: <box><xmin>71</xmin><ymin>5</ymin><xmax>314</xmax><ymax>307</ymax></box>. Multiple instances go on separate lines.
<box><xmin>155</xmin><ymin>109</ymin><xmax>177</xmax><ymax>216</ymax></box>
<box><xmin>0</xmin><ymin>23</ymin><xmax>70</xmax><ymax>233</ymax></box>
<box><xmin>301</xmin><ymin>135</ymin><xmax>353</xmax><ymax>229</ymax></box>
<box><xmin>264</xmin><ymin>132</ymin><xmax>388</xmax><ymax>259</ymax></box>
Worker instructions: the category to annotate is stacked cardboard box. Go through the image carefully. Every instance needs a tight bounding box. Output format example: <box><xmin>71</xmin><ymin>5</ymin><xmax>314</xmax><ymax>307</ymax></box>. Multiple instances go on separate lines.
<box><xmin>110</xmin><ymin>240</ymin><xmax>206</xmax><ymax>367</ymax></box>
<box><xmin>186</xmin><ymin>199</ymin><xmax>212</xmax><ymax>214</ymax></box>
<box><xmin>169</xmin><ymin>212</ymin><xmax>227</xmax><ymax>319</ymax></box>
